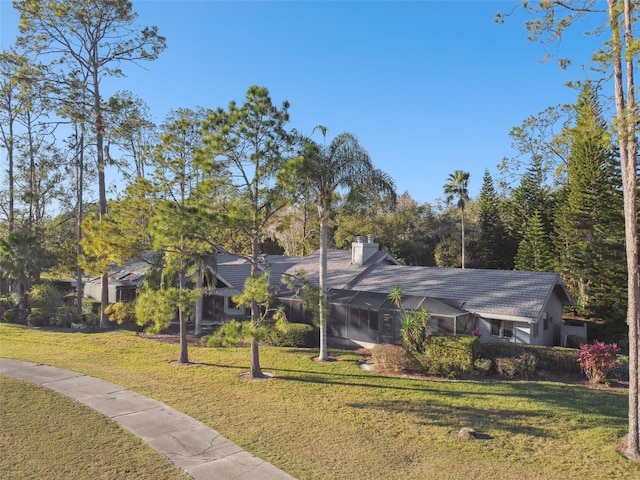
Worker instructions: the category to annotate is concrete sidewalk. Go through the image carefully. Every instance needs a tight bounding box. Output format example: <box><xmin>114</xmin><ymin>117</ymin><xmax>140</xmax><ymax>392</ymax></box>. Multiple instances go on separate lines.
<box><xmin>0</xmin><ymin>358</ymin><xmax>296</xmax><ymax>480</ymax></box>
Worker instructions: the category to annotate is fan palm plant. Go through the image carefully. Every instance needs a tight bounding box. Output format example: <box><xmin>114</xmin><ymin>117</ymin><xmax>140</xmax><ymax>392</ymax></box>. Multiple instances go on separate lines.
<box><xmin>297</xmin><ymin>128</ymin><xmax>396</xmax><ymax>360</ymax></box>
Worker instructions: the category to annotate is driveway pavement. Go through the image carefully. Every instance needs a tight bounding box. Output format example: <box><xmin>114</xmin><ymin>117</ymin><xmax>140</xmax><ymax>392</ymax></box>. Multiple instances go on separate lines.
<box><xmin>0</xmin><ymin>358</ymin><xmax>296</xmax><ymax>480</ymax></box>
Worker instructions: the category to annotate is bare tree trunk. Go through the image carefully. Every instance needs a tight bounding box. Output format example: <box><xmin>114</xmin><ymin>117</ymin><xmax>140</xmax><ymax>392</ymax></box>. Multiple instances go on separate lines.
<box><xmin>7</xmin><ymin>105</ymin><xmax>14</xmax><ymax>233</ymax></box>
<box><xmin>623</xmin><ymin>0</ymin><xmax>640</xmax><ymax>458</ymax></box>
<box><xmin>18</xmin><ymin>281</ymin><xmax>28</xmax><ymax>324</ymax></box>
<box><xmin>94</xmin><ymin>68</ymin><xmax>110</xmax><ymax>329</ymax></box>
<box><xmin>249</xmin><ymin>338</ymin><xmax>262</xmax><ymax>378</ymax></box>
<box><xmin>195</xmin><ymin>269</ymin><xmax>203</xmax><ymax>335</ymax></box>
<box><xmin>178</xmin><ymin>270</ymin><xmax>189</xmax><ymax>364</ymax></box>
<box><xmin>249</xmin><ymin>233</ymin><xmax>264</xmax><ymax>378</ymax></box>
<box><xmin>76</xmin><ymin>124</ymin><xmax>85</xmax><ymax>317</ymax></box>
<box><xmin>461</xmin><ymin>208</ymin><xmax>466</xmax><ymax>269</ymax></box>
<box><xmin>609</xmin><ymin>0</ymin><xmax>640</xmax><ymax>458</ymax></box>
<box><xmin>318</xmin><ymin>208</ymin><xmax>329</xmax><ymax>361</ymax></box>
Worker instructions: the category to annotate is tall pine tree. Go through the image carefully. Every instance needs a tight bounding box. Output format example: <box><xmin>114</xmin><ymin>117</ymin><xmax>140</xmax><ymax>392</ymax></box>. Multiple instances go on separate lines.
<box><xmin>514</xmin><ymin>210</ymin><xmax>554</xmax><ymax>271</ymax></box>
<box><xmin>478</xmin><ymin>169</ymin><xmax>514</xmax><ymax>269</ymax></box>
<box><xmin>554</xmin><ymin>82</ymin><xmax>626</xmax><ymax>336</ymax></box>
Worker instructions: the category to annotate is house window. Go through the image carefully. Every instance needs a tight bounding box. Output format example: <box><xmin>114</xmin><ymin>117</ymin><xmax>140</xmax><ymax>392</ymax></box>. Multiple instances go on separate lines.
<box><xmin>532</xmin><ymin>322</ymin><xmax>539</xmax><ymax>338</ymax></box>
<box><xmin>490</xmin><ymin>319</ymin><xmax>513</xmax><ymax>338</ymax></box>
<box><xmin>381</xmin><ymin>311</ymin><xmax>393</xmax><ymax>336</ymax></box>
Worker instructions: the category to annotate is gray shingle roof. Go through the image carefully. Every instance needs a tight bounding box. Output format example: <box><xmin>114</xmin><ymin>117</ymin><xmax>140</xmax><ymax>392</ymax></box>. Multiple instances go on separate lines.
<box><xmin>103</xmin><ymin>251</ymin><xmax>157</xmax><ymax>286</ymax></box>
<box><xmin>280</xmin><ymin>249</ymin><xmax>398</xmax><ymax>290</ymax></box>
<box><xmin>350</xmin><ymin>265</ymin><xmax>572</xmax><ymax>321</ymax></box>
<box><xmin>216</xmin><ymin>252</ymin><xmax>304</xmax><ymax>289</ymax></box>
<box><xmin>215</xmin><ymin>252</ymin><xmax>251</xmax><ymax>289</ymax></box>
<box><xmin>328</xmin><ymin>289</ymin><xmax>467</xmax><ymax>318</ymax></box>
<box><xmin>110</xmin><ymin>247</ymin><xmax>572</xmax><ymax>323</ymax></box>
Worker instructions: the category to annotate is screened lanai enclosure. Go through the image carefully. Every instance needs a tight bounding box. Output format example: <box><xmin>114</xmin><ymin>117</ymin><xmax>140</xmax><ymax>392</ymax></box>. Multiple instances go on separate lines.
<box><xmin>277</xmin><ymin>289</ymin><xmax>477</xmax><ymax>347</ymax></box>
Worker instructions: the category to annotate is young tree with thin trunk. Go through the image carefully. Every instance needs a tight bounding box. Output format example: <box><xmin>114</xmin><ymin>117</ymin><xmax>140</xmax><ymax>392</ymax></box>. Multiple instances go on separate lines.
<box><xmin>15</xmin><ymin>0</ymin><xmax>166</xmax><ymax>328</ymax></box>
<box><xmin>147</xmin><ymin>108</ymin><xmax>220</xmax><ymax>364</ymax></box>
<box><xmin>201</xmin><ymin>86</ymin><xmax>294</xmax><ymax>378</ymax></box>
<box><xmin>443</xmin><ymin>170</ymin><xmax>470</xmax><ymax>269</ymax></box>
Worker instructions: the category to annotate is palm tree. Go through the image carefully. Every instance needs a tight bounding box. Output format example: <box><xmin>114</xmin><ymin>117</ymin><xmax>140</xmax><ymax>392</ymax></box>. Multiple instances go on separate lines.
<box><xmin>0</xmin><ymin>228</ymin><xmax>40</xmax><ymax>321</ymax></box>
<box><xmin>301</xmin><ymin>128</ymin><xmax>396</xmax><ymax>361</ymax></box>
<box><xmin>443</xmin><ymin>170</ymin><xmax>471</xmax><ymax>269</ymax></box>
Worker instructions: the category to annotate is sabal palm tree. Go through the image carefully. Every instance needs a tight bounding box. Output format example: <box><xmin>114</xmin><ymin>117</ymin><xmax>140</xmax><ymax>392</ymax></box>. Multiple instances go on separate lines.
<box><xmin>444</xmin><ymin>170</ymin><xmax>471</xmax><ymax>269</ymax></box>
<box><xmin>301</xmin><ymin>128</ymin><xmax>395</xmax><ymax>361</ymax></box>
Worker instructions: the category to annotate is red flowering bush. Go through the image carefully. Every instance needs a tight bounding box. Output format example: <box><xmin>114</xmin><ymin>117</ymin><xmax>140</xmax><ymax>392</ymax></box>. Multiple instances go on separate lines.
<box><xmin>577</xmin><ymin>341</ymin><xmax>619</xmax><ymax>384</ymax></box>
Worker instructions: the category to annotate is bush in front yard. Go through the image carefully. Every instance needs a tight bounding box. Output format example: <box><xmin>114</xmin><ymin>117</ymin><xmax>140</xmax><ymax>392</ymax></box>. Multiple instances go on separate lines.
<box><xmin>480</xmin><ymin>342</ymin><xmax>581</xmax><ymax>374</ymax></box>
<box><xmin>473</xmin><ymin>357</ymin><xmax>493</xmax><ymax>376</ymax></box>
<box><xmin>206</xmin><ymin>321</ymin><xmax>249</xmax><ymax>347</ymax></box>
<box><xmin>495</xmin><ymin>353</ymin><xmax>537</xmax><ymax>379</ymax></box>
<box><xmin>416</xmin><ymin>334</ymin><xmax>478</xmax><ymax>377</ymax></box>
<box><xmin>105</xmin><ymin>301</ymin><xmax>136</xmax><ymax>325</ymax></box>
<box><xmin>2</xmin><ymin>308</ymin><xmax>20</xmax><ymax>323</ymax></box>
<box><xmin>577</xmin><ymin>341</ymin><xmax>619</xmax><ymax>385</ymax></box>
<box><xmin>0</xmin><ymin>295</ymin><xmax>14</xmax><ymax>318</ymax></box>
<box><xmin>52</xmin><ymin>305</ymin><xmax>81</xmax><ymax>327</ymax></box>
<box><xmin>27</xmin><ymin>308</ymin><xmax>48</xmax><ymax>327</ymax></box>
<box><xmin>267</xmin><ymin>322</ymin><xmax>315</xmax><ymax>347</ymax></box>
<box><xmin>371</xmin><ymin>344</ymin><xmax>419</xmax><ymax>373</ymax></box>
<box><xmin>29</xmin><ymin>283</ymin><xmax>63</xmax><ymax>317</ymax></box>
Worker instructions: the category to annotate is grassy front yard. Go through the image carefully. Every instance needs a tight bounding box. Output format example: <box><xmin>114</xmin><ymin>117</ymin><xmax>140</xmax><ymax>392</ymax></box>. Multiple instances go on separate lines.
<box><xmin>0</xmin><ymin>323</ymin><xmax>636</xmax><ymax>480</ymax></box>
<box><xmin>1</xmin><ymin>376</ymin><xmax>188</xmax><ymax>480</ymax></box>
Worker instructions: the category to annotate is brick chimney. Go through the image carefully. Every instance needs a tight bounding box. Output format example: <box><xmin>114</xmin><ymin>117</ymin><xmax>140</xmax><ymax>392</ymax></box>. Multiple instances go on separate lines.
<box><xmin>352</xmin><ymin>234</ymin><xmax>378</xmax><ymax>266</ymax></box>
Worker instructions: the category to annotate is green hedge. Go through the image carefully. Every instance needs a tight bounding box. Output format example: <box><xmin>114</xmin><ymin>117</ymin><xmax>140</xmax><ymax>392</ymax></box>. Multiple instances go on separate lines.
<box><xmin>495</xmin><ymin>353</ymin><xmax>537</xmax><ymax>379</ymax></box>
<box><xmin>267</xmin><ymin>322</ymin><xmax>315</xmax><ymax>348</ymax></box>
<box><xmin>415</xmin><ymin>334</ymin><xmax>478</xmax><ymax>377</ymax></box>
<box><xmin>480</xmin><ymin>342</ymin><xmax>581</xmax><ymax>374</ymax></box>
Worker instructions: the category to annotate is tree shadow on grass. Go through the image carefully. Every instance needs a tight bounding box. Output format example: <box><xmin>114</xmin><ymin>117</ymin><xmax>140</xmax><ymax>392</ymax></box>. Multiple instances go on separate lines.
<box><xmin>272</xmin><ymin>371</ymin><xmax>627</xmax><ymax>439</ymax></box>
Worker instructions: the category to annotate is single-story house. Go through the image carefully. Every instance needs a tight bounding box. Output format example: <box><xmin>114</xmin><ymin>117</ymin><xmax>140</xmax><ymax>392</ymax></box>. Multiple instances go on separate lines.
<box><xmin>273</xmin><ymin>236</ymin><xmax>577</xmax><ymax>348</ymax></box>
<box><xmin>88</xmin><ymin>236</ymin><xmax>580</xmax><ymax>347</ymax></box>
<box><xmin>83</xmin><ymin>253</ymin><xmax>152</xmax><ymax>303</ymax></box>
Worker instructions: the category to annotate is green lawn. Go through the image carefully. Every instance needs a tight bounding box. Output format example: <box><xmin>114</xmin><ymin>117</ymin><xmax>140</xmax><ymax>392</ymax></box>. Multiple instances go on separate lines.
<box><xmin>0</xmin><ymin>376</ymin><xmax>189</xmax><ymax>480</ymax></box>
<box><xmin>0</xmin><ymin>323</ymin><xmax>636</xmax><ymax>480</ymax></box>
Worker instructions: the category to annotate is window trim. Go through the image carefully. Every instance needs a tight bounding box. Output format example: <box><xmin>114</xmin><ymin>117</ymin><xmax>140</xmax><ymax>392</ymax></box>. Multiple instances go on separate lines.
<box><xmin>490</xmin><ymin>319</ymin><xmax>514</xmax><ymax>339</ymax></box>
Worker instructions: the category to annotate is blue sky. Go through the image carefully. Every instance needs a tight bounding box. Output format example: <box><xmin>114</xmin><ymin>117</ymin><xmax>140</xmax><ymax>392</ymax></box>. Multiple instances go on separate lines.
<box><xmin>0</xmin><ymin>1</ymin><xmax>605</xmax><ymax>206</ymax></box>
